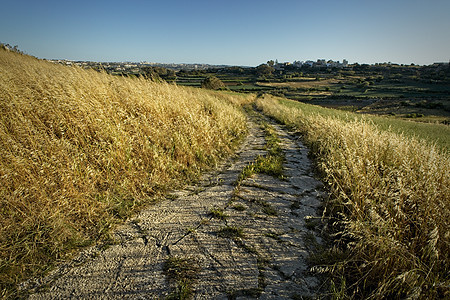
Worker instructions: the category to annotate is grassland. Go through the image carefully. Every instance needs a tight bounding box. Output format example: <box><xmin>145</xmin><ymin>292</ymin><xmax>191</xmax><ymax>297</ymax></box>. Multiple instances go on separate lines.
<box><xmin>256</xmin><ymin>95</ymin><xmax>449</xmax><ymax>299</ymax></box>
<box><xmin>0</xmin><ymin>49</ymin><xmax>253</xmax><ymax>298</ymax></box>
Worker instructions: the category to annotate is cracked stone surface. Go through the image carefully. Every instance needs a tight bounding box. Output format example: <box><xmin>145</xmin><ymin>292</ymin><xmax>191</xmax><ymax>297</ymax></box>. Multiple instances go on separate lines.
<box><xmin>22</xmin><ymin>112</ymin><xmax>325</xmax><ymax>299</ymax></box>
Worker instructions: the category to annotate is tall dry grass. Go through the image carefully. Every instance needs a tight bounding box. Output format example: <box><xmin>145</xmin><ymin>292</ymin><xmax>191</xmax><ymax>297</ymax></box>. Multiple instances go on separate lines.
<box><xmin>256</xmin><ymin>96</ymin><xmax>449</xmax><ymax>299</ymax></box>
<box><xmin>0</xmin><ymin>49</ymin><xmax>251</xmax><ymax>297</ymax></box>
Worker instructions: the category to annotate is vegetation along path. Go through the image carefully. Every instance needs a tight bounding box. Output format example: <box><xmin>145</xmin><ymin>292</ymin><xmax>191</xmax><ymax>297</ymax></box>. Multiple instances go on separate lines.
<box><xmin>22</xmin><ymin>110</ymin><xmax>326</xmax><ymax>299</ymax></box>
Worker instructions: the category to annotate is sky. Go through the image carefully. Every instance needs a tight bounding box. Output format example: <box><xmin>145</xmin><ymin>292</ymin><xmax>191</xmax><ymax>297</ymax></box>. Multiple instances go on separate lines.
<box><xmin>1</xmin><ymin>0</ymin><xmax>449</xmax><ymax>66</ymax></box>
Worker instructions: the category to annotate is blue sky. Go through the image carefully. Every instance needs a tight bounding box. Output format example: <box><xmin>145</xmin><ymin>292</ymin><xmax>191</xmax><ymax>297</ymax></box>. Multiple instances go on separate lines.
<box><xmin>1</xmin><ymin>0</ymin><xmax>449</xmax><ymax>66</ymax></box>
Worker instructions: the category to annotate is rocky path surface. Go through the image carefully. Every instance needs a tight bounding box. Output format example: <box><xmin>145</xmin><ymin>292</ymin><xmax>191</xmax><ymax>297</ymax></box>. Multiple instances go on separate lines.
<box><xmin>23</xmin><ymin>111</ymin><xmax>325</xmax><ymax>299</ymax></box>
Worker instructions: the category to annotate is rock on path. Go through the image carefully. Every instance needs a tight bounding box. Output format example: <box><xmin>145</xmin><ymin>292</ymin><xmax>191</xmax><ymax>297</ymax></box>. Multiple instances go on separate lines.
<box><xmin>23</xmin><ymin>112</ymin><xmax>325</xmax><ymax>299</ymax></box>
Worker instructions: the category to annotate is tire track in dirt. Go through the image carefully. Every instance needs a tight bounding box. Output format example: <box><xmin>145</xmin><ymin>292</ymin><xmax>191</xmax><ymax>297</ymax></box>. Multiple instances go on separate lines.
<box><xmin>22</xmin><ymin>110</ymin><xmax>325</xmax><ymax>299</ymax></box>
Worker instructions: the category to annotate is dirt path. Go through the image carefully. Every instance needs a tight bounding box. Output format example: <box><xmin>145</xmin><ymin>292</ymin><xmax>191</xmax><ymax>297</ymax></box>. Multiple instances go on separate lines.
<box><xmin>23</xmin><ymin>111</ymin><xmax>325</xmax><ymax>299</ymax></box>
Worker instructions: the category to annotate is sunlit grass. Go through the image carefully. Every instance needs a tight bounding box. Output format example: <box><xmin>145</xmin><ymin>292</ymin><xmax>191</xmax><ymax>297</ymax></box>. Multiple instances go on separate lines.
<box><xmin>0</xmin><ymin>49</ymin><xmax>252</xmax><ymax>298</ymax></box>
<box><xmin>256</xmin><ymin>95</ymin><xmax>449</xmax><ymax>299</ymax></box>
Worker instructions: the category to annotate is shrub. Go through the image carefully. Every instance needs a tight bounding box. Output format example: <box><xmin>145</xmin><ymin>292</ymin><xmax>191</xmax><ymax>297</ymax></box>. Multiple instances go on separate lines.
<box><xmin>201</xmin><ymin>76</ymin><xmax>225</xmax><ymax>90</ymax></box>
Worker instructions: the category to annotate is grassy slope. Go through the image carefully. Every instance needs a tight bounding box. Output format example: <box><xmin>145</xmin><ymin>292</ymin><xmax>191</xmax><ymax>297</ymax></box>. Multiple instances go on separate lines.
<box><xmin>0</xmin><ymin>49</ymin><xmax>252</xmax><ymax>297</ymax></box>
<box><xmin>277</xmin><ymin>98</ymin><xmax>450</xmax><ymax>152</ymax></box>
<box><xmin>256</xmin><ymin>96</ymin><xmax>449</xmax><ymax>299</ymax></box>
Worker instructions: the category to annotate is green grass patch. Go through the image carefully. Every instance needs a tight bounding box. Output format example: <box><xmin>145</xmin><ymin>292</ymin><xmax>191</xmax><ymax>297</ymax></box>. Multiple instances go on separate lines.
<box><xmin>236</xmin><ymin>121</ymin><xmax>285</xmax><ymax>184</ymax></box>
<box><xmin>256</xmin><ymin>154</ymin><xmax>284</xmax><ymax>178</ymax></box>
<box><xmin>217</xmin><ymin>226</ymin><xmax>244</xmax><ymax>239</ymax></box>
<box><xmin>209</xmin><ymin>207</ymin><xmax>228</xmax><ymax>220</ymax></box>
<box><xmin>163</xmin><ymin>256</ymin><xmax>201</xmax><ymax>300</ymax></box>
<box><xmin>232</xmin><ymin>204</ymin><xmax>246</xmax><ymax>211</ymax></box>
<box><xmin>258</xmin><ymin>200</ymin><xmax>277</xmax><ymax>216</ymax></box>
<box><xmin>238</xmin><ymin>154</ymin><xmax>284</xmax><ymax>182</ymax></box>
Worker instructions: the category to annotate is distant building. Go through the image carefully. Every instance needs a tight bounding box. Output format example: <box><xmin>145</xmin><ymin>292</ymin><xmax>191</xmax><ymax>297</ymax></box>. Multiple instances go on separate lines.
<box><xmin>293</xmin><ymin>60</ymin><xmax>303</xmax><ymax>67</ymax></box>
<box><xmin>316</xmin><ymin>59</ymin><xmax>326</xmax><ymax>66</ymax></box>
<box><xmin>274</xmin><ymin>62</ymin><xmax>291</xmax><ymax>71</ymax></box>
<box><xmin>290</xmin><ymin>58</ymin><xmax>349</xmax><ymax>68</ymax></box>
<box><xmin>326</xmin><ymin>60</ymin><xmax>341</xmax><ymax>68</ymax></box>
<box><xmin>304</xmin><ymin>60</ymin><xmax>314</xmax><ymax>67</ymax></box>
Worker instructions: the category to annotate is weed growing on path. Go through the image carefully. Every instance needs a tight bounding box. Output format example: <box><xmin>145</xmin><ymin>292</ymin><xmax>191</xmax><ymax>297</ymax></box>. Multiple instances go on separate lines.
<box><xmin>217</xmin><ymin>226</ymin><xmax>244</xmax><ymax>239</ymax></box>
<box><xmin>236</xmin><ymin>119</ymin><xmax>285</xmax><ymax>184</ymax></box>
<box><xmin>209</xmin><ymin>207</ymin><xmax>229</xmax><ymax>220</ymax></box>
<box><xmin>163</xmin><ymin>256</ymin><xmax>201</xmax><ymax>299</ymax></box>
<box><xmin>257</xmin><ymin>199</ymin><xmax>278</xmax><ymax>216</ymax></box>
<box><xmin>232</xmin><ymin>204</ymin><xmax>246</xmax><ymax>211</ymax></box>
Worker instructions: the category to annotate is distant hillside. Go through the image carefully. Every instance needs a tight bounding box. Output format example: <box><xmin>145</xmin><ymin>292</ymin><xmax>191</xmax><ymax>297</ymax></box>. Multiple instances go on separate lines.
<box><xmin>0</xmin><ymin>48</ymin><xmax>251</xmax><ymax>298</ymax></box>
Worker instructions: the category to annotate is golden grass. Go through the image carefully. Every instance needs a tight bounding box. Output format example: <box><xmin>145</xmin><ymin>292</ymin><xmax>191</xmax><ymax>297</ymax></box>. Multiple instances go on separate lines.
<box><xmin>256</xmin><ymin>95</ymin><xmax>449</xmax><ymax>299</ymax></box>
<box><xmin>0</xmin><ymin>49</ymin><xmax>251</xmax><ymax>298</ymax></box>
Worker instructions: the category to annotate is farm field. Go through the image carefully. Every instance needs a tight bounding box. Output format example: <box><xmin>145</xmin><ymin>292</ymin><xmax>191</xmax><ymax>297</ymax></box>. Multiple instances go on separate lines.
<box><xmin>173</xmin><ymin>64</ymin><xmax>450</xmax><ymax>125</ymax></box>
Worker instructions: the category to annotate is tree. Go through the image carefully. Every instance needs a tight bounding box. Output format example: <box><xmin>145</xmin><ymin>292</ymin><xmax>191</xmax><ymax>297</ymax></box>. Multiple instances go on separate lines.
<box><xmin>256</xmin><ymin>64</ymin><xmax>274</xmax><ymax>76</ymax></box>
<box><xmin>142</xmin><ymin>66</ymin><xmax>176</xmax><ymax>81</ymax></box>
<box><xmin>267</xmin><ymin>60</ymin><xmax>275</xmax><ymax>67</ymax></box>
<box><xmin>201</xmin><ymin>76</ymin><xmax>225</xmax><ymax>90</ymax></box>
